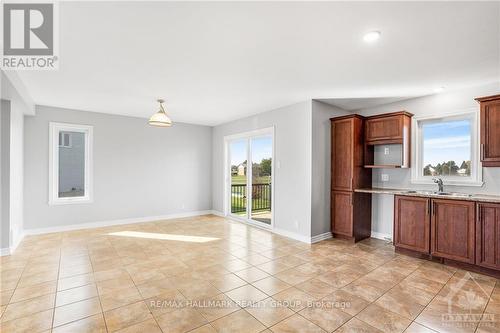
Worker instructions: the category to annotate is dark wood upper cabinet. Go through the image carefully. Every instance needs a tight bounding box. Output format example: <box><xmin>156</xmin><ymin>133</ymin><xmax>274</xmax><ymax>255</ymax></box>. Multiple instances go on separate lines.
<box><xmin>476</xmin><ymin>94</ymin><xmax>500</xmax><ymax>167</ymax></box>
<box><xmin>431</xmin><ymin>199</ymin><xmax>475</xmax><ymax>264</ymax></box>
<box><xmin>364</xmin><ymin>111</ymin><xmax>413</xmax><ymax>168</ymax></box>
<box><xmin>476</xmin><ymin>202</ymin><xmax>500</xmax><ymax>270</ymax></box>
<box><xmin>365</xmin><ymin>111</ymin><xmax>413</xmax><ymax>145</ymax></box>
<box><xmin>331</xmin><ymin>115</ymin><xmax>372</xmax><ymax>191</ymax></box>
<box><xmin>394</xmin><ymin>195</ymin><xmax>430</xmax><ymax>254</ymax></box>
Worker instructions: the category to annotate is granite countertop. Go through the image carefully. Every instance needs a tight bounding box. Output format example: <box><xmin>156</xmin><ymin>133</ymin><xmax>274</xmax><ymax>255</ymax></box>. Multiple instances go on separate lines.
<box><xmin>354</xmin><ymin>187</ymin><xmax>500</xmax><ymax>203</ymax></box>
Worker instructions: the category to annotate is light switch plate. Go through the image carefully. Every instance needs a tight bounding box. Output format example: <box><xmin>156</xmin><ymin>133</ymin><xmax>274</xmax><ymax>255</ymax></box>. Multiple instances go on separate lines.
<box><xmin>381</xmin><ymin>174</ymin><xmax>389</xmax><ymax>182</ymax></box>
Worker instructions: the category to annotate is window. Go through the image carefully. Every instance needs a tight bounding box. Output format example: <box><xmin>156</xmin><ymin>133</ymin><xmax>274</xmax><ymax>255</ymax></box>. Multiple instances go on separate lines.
<box><xmin>412</xmin><ymin>110</ymin><xmax>482</xmax><ymax>185</ymax></box>
<box><xmin>49</xmin><ymin>122</ymin><xmax>93</xmax><ymax>205</ymax></box>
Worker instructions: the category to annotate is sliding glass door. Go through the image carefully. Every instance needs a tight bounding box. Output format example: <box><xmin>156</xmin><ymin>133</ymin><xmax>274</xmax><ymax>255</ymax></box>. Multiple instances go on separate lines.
<box><xmin>227</xmin><ymin>129</ymin><xmax>273</xmax><ymax>227</ymax></box>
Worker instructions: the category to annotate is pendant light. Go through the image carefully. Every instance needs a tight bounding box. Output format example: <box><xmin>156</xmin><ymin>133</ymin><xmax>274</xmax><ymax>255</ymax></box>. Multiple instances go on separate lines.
<box><xmin>148</xmin><ymin>99</ymin><xmax>172</xmax><ymax>127</ymax></box>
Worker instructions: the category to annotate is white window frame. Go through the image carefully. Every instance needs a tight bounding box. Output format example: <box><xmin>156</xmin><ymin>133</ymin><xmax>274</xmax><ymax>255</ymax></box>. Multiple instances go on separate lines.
<box><xmin>223</xmin><ymin>127</ymin><xmax>275</xmax><ymax>230</ymax></box>
<box><xmin>411</xmin><ymin>108</ymin><xmax>483</xmax><ymax>186</ymax></box>
<box><xmin>49</xmin><ymin>122</ymin><xmax>93</xmax><ymax>205</ymax></box>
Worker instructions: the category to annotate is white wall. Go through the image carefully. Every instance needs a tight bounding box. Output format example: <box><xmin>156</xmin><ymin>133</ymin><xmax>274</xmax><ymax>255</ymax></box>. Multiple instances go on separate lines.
<box><xmin>24</xmin><ymin>105</ymin><xmax>213</xmax><ymax>231</ymax></box>
<box><xmin>357</xmin><ymin>82</ymin><xmax>500</xmax><ymax>239</ymax></box>
<box><xmin>212</xmin><ymin>101</ymin><xmax>313</xmax><ymax>240</ymax></box>
<box><xmin>311</xmin><ymin>101</ymin><xmax>350</xmax><ymax>237</ymax></box>
<box><xmin>1</xmin><ymin>72</ymin><xmax>27</xmax><ymax>252</ymax></box>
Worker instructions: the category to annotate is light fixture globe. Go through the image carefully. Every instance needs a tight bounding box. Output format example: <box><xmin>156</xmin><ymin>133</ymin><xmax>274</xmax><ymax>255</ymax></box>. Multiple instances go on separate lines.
<box><xmin>148</xmin><ymin>99</ymin><xmax>172</xmax><ymax>127</ymax></box>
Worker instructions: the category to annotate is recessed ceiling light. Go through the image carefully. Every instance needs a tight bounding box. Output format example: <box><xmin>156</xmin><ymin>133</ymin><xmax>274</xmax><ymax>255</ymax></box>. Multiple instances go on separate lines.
<box><xmin>363</xmin><ymin>31</ymin><xmax>381</xmax><ymax>43</ymax></box>
<box><xmin>433</xmin><ymin>86</ymin><xmax>445</xmax><ymax>93</ymax></box>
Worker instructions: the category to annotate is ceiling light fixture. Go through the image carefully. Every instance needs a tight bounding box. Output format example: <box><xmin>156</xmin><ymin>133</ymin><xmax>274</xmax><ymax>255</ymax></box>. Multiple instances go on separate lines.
<box><xmin>433</xmin><ymin>86</ymin><xmax>445</xmax><ymax>93</ymax></box>
<box><xmin>363</xmin><ymin>31</ymin><xmax>381</xmax><ymax>43</ymax></box>
<box><xmin>148</xmin><ymin>99</ymin><xmax>172</xmax><ymax>127</ymax></box>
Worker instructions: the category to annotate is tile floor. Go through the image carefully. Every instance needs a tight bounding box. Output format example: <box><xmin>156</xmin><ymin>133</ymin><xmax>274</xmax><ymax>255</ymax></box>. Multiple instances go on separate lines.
<box><xmin>0</xmin><ymin>214</ymin><xmax>499</xmax><ymax>333</ymax></box>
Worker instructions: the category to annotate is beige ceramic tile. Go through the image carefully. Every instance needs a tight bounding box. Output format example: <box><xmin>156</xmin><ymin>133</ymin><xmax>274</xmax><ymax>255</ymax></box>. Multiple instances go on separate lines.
<box><xmin>193</xmin><ymin>293</ymin><xmax>240</xmax><ymax>322</ymax></box>
<box><xmin>269</xmin><ymin>313</ymin><xmax>325</xmax><ymax>333</ymax></box>
<box><xmin>155</xmin><ymin>307</ymin><xmax>208</xmax><ymax>333</ymax></box>
<box><xmin>115</xmin><ymin>318</ymin><xmax>162</xmax><ymax>333</ymax></box>
<box><xmin>252</xmin><ymin>276</ymin><xmax>291</xmax><ymax>296</ymax></box>
<box><xmin>336</xmin><ymin>317</ymin><xmax>383</xmax><ymax>333</ymax></box>
<box><xmin>99</xmin><ymin>286</ymin><xmax>143</xmax><ymax>311</ymax></box>
<box><xmin>0</xmin><ymin>309</ymin><xmax>53</xmax><ymax>333</ymax></box>
<box><xmin>56</xmin><ymin>283</ymin><xmax>98</xmax><ymax>307</ymax></box>
<box><xmin>52</xmin><ymin>313</ymin><xmax>107</xmax><ymax>333</ymax></box>
<box><xmin>299</xmin><ymin>304</ymin><xmax>352</xmax><ymax>332</ymax></box>
<box><xmin>211</xmin><ymin>309</ymin><xmax>266</xmax><ymax>333</ymax></box>
<box><xmin>57</xmin><ymin>273</ymin><xmax>95</xmax><ymax>291</ymax></box>
<box><xmin>234</xmin><ymin>267</ymin><xmax>270</xmax><ymax>283</ymax></box>
<box><xmin>356</xmin><ymin>303</ymin><xmax>412</xmax><ymax>333</ymax></box>
<box><xmin>104</xmin><ymin>301</ymin><xmax>153</xmax><ymax>332</ymax></box>
<box><xmin>1</xmin><ymin>293</ymin><xmax>55</xmax><ymax>322</ymax></box>
<box><xmin>53</xmin><ymin>296</ymin><xmax>102</xmax><ymax>327</ymax></box>
<box><xmin>225</xmin><ymin>284</ymin><xmax>268</xmax><ymax>307</ymax></box>
<box><xmin>295</xmin><ymin>278</ymin><xmax>336</xmax><ymax>299</ymax></box>
<box><xmin>272</xmin><ymin>287</ymin><xmax>317</xmax><ymax>312</ymax></box>
<box><xmin>245</xmin><ymin>297</ymin><xmax>294</xmax><ymax>327</ymax></box>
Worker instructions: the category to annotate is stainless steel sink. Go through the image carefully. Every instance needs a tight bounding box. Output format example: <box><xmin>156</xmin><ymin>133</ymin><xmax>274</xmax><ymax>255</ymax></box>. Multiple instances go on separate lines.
<box><xmin>404</xmin><ymin>190</ymin><xmax>472</xmax><ymax>198</ymax></box>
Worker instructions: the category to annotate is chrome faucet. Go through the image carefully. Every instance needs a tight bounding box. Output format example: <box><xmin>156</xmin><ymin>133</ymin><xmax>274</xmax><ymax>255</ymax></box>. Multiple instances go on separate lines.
<box><xmin>433</xmin><ymin>178</ymin><xmax>444</xmax><ymax>193</ymax></box>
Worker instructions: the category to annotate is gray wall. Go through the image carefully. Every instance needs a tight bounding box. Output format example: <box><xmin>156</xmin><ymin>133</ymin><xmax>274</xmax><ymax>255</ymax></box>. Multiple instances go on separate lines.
<box><xmin>311</xmin><ymin>101</ymin><xmax>349</xmax><ymax>237</ymax></box>
<box><xmin>1</xmin><ymin>101</ymin><xmax>10</xmax><ymax>249</ymax></box>
<box><xmin>357</xmin><ymin>82</ymin><xmax>500</xmax><ymax>238</ymax></box>
<box><xmin>24</xmin><ymin>105</ymin><xmax>212</xmax><ymax>230</ymax></box>
<box><xmin>212</xmin><ymin>101</ymin><xmax>313</xmax><ymax>239</ymax></box>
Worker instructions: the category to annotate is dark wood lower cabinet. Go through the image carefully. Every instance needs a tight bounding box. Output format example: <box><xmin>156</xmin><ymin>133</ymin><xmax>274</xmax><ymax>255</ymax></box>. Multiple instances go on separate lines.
<box><xmin>331</xmin><ymin>191</ymin><xmax>371</xmax><ymax>242</ymax></box>
<box><xmin>431</xmin><ymin>199</ymin><xmax>475</xmax><ymax>264</ymax></box>
<box><xmin>394</xmin><ymin>196</ymin><xmax>430</xmax><ymax>254</ymax></box>
<box><xmin>331</xmin><ymin>191</ymin><xmax>352</xmax><ymax>237</ymax></box>
<box><xmin>476</xmin><ymin>202</ymin><xmax>500</xmax><ymax>270</ymax></box>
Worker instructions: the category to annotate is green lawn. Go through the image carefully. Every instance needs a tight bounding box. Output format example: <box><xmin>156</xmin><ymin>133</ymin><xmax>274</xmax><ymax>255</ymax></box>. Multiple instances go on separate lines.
<box><xmin>231</xmin><ymin>175</ymin><xmax>271</xmax><ymax>185</ymax></box>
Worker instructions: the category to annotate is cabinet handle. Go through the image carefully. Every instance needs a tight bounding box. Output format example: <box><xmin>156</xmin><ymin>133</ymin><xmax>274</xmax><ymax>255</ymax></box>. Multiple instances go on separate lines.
<box><xmin>426</xmin><ymin>201</ymin><xmax>429</xmax><ymax>216</ymax></box>
<box><xmin>478</xmin><ymin>206</ymin><xmax>482</xmax><ymax>221</ymax></box>
<box><xmin>432</xmin><ymin>202</ymin><xmax>436</xmax><ymax>216</ymax></box>
<box><xmin>481</xmin><ymin>144</ymin><xmax>485</xmax><ymax>160</ymax></box>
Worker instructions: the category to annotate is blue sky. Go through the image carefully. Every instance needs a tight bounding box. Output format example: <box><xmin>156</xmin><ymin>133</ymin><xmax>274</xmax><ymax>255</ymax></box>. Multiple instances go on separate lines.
<box><xmin>422</xmin><ymin>119</ymin><xmax>471</xmax><ymax>166</ymax></box>
<box><xmin>230</xmin><ymin>136</ymin><xmax>272</xmax><ymax>166</ymax></box>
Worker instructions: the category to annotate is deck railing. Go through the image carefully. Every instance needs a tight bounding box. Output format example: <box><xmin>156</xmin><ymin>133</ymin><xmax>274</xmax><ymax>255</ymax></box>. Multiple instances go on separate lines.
<box><xmin>231</xmin><ymin>183</ymin><xmax>271</xmax><ymax>213</ymax></box>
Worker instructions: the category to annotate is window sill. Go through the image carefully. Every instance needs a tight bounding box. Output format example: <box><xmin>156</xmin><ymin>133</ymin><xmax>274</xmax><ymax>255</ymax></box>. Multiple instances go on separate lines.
<box><xmin>411</xmin><ymin>179</ymin><xmax>484</xmax><ymax>187</ymax></box>
<box><xmin>48</xmin><ymin>198</ymin><xmax>93</xmax><ymax>206</ymax></box>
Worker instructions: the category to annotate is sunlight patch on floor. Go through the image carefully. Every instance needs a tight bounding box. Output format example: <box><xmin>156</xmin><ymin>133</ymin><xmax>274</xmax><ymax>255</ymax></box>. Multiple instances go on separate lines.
<box><xmin>107</xmin><ymin>231</ymin><xmax>219</xmax><ymax>243</ymax></box>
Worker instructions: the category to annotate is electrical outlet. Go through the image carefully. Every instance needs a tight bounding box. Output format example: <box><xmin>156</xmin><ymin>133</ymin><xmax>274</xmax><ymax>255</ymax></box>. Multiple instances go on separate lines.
<box><xmin>381</xmin><ymin>174</ymin><xmax>389</xmax><ymax>182</ymax></box>
<box><xmin>384</xmin><ymin>147</ymin><xmax>390</xmax><ymax>155</ymax></box>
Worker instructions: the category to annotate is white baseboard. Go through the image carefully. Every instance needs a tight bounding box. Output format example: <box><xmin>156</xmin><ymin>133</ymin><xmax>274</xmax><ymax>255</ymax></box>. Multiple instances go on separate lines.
<box><xmin>23</xmin><ymin>210</ymin><xmax>215</xmax><ymax>236</ymax></box>
<box><xmin>371</xmin><ymin>231</ymin><xmax>392</xmax><ymax>241</ymax></box>
<box><xmin>272</xmin><ymin>227</ymin><xmax>311</xmax><ymax>244</ymax></box>
<box><xmin>311</xmin><ymin>231</ymin><xmax>333</xmax><ymax>243</ymax></box>
<box><xmin>210</xmin><ymin>210</ymin><xmax>225</xmax><ymax>217</ymax></box>
<box><xmin>0</xmin><ymin>231</ymin><xmax>25</xmax><ymax>256</ymax></box>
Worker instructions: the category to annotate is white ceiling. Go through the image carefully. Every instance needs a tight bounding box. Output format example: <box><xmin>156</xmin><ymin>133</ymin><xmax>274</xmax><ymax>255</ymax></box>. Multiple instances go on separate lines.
<box><xmin>317</xmin><ymin>97</ymin><xmax>412</xmax><ymax>112</ymax></box>
<box><xmin>16</xmin><ymin>1</ymin><xmax>500</xmax><ymax>126</ymax></box>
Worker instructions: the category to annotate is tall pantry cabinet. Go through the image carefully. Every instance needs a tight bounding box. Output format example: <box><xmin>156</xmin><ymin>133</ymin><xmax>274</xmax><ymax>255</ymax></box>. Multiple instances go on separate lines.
<box><xmin>330</xmin><ymin>115</ymin><xmax>372</xmax><ymax>242</ymax></box>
